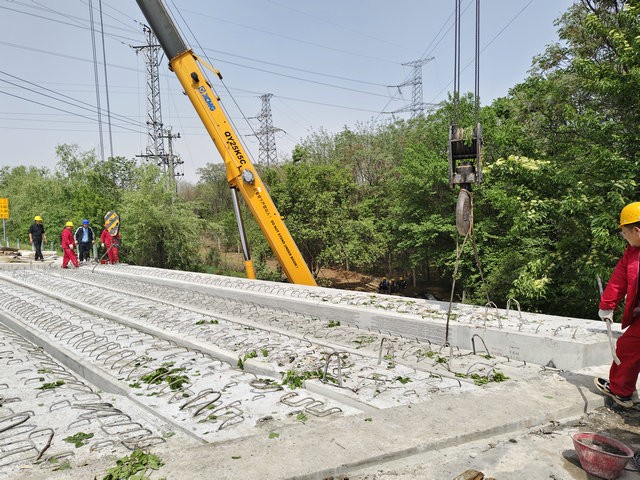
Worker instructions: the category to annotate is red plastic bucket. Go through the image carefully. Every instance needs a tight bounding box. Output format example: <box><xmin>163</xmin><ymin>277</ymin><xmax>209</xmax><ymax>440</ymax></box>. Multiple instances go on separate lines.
<box><xmin>572</xmin><ymin>432</ymin><xmax>633</xmax><ymax>479</ymax></box>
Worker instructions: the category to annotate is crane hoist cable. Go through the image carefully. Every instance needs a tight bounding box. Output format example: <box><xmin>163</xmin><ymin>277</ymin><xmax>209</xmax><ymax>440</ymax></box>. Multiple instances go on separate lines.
<box><xmin>445</xmin><ymin>0</ymin><xmax>491</xmax><ymax>345</ymax></box>
<box><xmin>449</xmin><ymin>0</ymin><xmax>482</xmax><ymax>232</ymax></box>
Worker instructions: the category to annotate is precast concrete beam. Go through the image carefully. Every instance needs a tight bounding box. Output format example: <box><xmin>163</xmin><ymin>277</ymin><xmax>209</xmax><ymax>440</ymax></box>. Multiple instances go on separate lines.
<box><xmin>100</xmin><ymin>267</ymin><xmax>618</xmax><ymax>371</ymax></box>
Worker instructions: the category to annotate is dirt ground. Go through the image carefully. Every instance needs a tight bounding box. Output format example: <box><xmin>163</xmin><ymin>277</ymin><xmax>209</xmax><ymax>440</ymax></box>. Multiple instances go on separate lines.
<box><xmin>215</xmin><ymin>251</ymin><xmax>447</xmax><ymax>299</ymax></box>
<box><xmin>576</xmin><ymin>401</ymin><xmax>640</xmax><ymax>452</ymax></box>
<box><xmin>316</xmin><ymin>267</ymin><xmax>379</xmax><ymax>291</ymax></box>
<box><xmin>346</xmin><ymin>403</ymin><xmax>640</xmax><ymax>480</ymax></box>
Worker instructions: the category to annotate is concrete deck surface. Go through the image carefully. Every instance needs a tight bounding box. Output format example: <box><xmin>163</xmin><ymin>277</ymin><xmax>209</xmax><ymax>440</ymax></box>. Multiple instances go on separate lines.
<box><xmin>14</xmin><ymin>365</ymin><xmax>637</xmax><ymax>480</ymax></box>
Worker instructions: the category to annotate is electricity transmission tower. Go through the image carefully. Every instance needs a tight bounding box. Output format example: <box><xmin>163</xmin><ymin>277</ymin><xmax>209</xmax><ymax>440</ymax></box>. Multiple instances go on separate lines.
<box><xmin>252</xmin><ymin>93</ymin><xmax>283</xmax><ymax>166</ymax></box>
<box><xmin>390</xmin><ymin>57</ymin><xmax>436</xmax><ymax>119</ymax></box>
<box><xmin>133</xmin><ymin>25</ymin><xmax>165</xmax><ymax>164</ymax></box>
<box><xmin>133</xmin><ymin>25</ymin><xmax>183</xmax><ymax>187</ymax></box>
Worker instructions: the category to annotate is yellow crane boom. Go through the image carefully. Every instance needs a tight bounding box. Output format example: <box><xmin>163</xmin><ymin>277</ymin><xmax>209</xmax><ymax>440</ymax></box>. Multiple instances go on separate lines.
<box><xmin>136</xmin><ymin>0</ymin><xmax>316</xmax><ymax>286</ymax></box>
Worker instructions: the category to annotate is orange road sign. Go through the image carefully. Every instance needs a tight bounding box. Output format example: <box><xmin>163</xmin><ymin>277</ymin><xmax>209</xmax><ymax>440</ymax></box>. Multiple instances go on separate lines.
<box><xmin>0</xmin><ymin>198</ymin><xmax>8</xmax><ymax>219</ymax></box>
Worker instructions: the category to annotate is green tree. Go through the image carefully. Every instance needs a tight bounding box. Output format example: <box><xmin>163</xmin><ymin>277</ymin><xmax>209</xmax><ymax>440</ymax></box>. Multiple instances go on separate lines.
<box><xmin>119</xmin><ymin>165</ymin><xmax>203</xmax><ymax>270</ymax></box>
<box><xmin>0</xmin><ymin>165</ymin><xmax>62</xmax><ymax>247</ymax></box>
<box><xmin>265</xmin><ymin>160</ymin><xmax>367</xmax><ymax>275</ymax></box>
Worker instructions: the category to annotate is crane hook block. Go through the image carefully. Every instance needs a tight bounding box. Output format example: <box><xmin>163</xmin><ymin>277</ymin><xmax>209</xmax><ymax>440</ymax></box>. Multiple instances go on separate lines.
<box><xmin>448</xmin><ymin>123</ymin><xmax>483</xmax><ymax>188</ymax></box>
<box><xmin>455</xmin><ymin>189</ymin><xmax>472</xmax><ymax>236</ymax></box>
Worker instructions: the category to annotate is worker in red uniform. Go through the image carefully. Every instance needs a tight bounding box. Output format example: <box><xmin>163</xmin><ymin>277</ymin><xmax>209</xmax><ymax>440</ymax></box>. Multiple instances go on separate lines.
<box><xmin>61</xmin><ymin>221</ymin><xmax>79</xmax><ymax>269</ymax></box>
<box><xmin>596</xmin><ymin>202</ymin><xmax>640</xmax><ymax>408</ymax></box>
<box><xmin>100</xmin><ymin>223</ymin><xmax>120</xmax><ymax>264</ymax></box>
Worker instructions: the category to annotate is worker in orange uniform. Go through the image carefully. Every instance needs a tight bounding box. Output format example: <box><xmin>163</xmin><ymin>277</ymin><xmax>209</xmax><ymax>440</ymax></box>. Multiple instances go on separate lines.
<box><xmin>596</xmin><ymin>202</ymin><xmax>640</xmax><ymax>408</ymax></box>
<box><xmin>61</xmin><ymin>221</ymin><xmax>79</xmax><ymax>269</ymax></box>
<box><xmin>100</xmin><ymin>223</ymin><xmax>121</xmax><ymax>264</ymax></box>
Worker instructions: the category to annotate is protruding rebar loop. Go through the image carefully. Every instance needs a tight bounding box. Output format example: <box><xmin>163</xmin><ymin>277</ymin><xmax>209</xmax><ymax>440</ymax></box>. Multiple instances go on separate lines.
<box><xmin>280</xmin><ymin>392</ymin><xmax>318</xmax><ymax>408</ymax></box>
<box><xmin>156</xmin><ymin>378</ymin><xmax>191</xmax><ymax>398</ymax></box>
<box><xmin>463</xmin><ymin>362</ymin><xmax>495</xmax><ymax>377</ymax></box>
<box><xmin>30</xmin><ymin>427</ymin><xmax>54</xmax><ymax>461</ymax></box>
<box><xmin>122</xmin><ymin>435</ymin><xmax>166</xmax><ymax>450</ymax></box>
<box><xmin>377</xmin><ymin>338</ymin><xmax>392</xmax><ymax>366</ymax></box>
<box><xmin>101</xmin><ymin>350</ymin><xmax>135</xmax><ymax>369</ymax></box>
<box><xmin>0</xmin><ymin>411</ymin><xmax>33</xmax><ymax>434</ymax></box>
<box><xmin>353</xmin><ymin>372</ymin><xmax>387</xmax><ymax>393</ymax></box>
<box><xmin>179</xmin><ymin>389</ymin><xmax>221</xmax><ymax>412</ymax></box>
<box><xmin>92</xmin><ymin>342</ymin><xmax>122</xmax><ymax>359</ymax></box>
<box><xmin>305</xmin><ymin>405</ymin><xmax>342</xmax><ymax>417</ymax></box>
<box><xmin>483</xmin><ymin>301</ymin><xmax>502</xmax><ymax>328</ymax></box>
<box><xmin>470</xmin><ymin>334</ymin><xmax>491</xmax><ymax>357</ymax></box>
<box><xmin>249</xmin><ymin>378</ymin><xmax>283</xmax><ymax>393</ymax></box>
<box><xmin>118</xmin><ymin>355</ymin><xmax>151</xmax><ymax>376</ymax></box>
<box><xmin>505</xmin><ymin>298</ymin><xmax>522</xmax><ymax>321</ymax></box>
<box><xmin>218</xmin><ymin>412</ymin><xmax>245</xmax><ymax>431</ymax></box>
<box><xmin>102</xmin><ymin>422</ymin><xmax>152</xmax><ymax>441</ymax></box>
<box><xmin>322</xmin><ymin>351</ymin><xmax>343</xmax><ymax>387</ymax></box>
<box><xmin>0</xmin><ymin>444</ymin><xmax>38</xmax><ymax>467</ymax></box>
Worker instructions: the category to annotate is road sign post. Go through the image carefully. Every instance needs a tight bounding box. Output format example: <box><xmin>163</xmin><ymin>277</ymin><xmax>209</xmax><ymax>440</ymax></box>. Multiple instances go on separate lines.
<box><xmin>0</xmin><ymin>198</ymin><xmax>8</xmax><ymax>246</ymax></box>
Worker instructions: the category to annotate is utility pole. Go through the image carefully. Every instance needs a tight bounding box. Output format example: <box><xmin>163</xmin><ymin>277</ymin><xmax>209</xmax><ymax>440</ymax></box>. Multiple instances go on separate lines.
<box><xmin>252</xmin><ymin>93</ymin><xmax>283</xmax><ymax>166</ymax></box>
<box><xmin>133</xmin><ymin>24</ymin><xmax>165</xmax><ymax>165</ymax></box>
<box><xmin>161</xmin><ymin>128</ymin><xmax>183</xmax><ymax>192</ymax></box>
<box><xmin>390</xmin><ymin>57</ymin><xmax>436</xmax><ymax>119</ymax></box>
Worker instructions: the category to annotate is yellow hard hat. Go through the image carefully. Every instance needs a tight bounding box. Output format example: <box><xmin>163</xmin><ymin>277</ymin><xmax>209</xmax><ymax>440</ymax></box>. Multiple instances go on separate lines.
<box><xmin>65</xmin><ymin>221</ymin><xmax>74</xmax><ymax>227</ymax></box>
<box><xmin>34</xmin><ymin>215</ymin><xmax>42</xmax><ymax>221</ymax></box>
<box><xmin>620</xmin><ymin>202</ymin><xmax>640</xmax><ymax>227</ymax></box>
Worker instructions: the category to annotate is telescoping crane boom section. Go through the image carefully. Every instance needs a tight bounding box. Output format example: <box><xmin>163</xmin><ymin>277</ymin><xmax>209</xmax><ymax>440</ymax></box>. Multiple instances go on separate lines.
<box><xmin>136</xmin><ymin>0</ymin><xmax>316</xmax><ymax>286</ymax></box>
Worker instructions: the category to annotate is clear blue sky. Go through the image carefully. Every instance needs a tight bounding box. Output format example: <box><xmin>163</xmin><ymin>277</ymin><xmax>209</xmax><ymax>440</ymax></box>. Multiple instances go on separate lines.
<box><xmin>0</xmin><ymin>0</ymin><xmax>574</xmax><ymax>183</ymax></box>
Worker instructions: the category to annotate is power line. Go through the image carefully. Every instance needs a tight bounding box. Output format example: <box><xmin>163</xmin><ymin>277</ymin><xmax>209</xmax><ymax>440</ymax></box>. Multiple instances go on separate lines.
<box><xmin>0</xmin><ymin>89</ymin><xmax>142</xmax><ymax>133</ymax></box>
<box><xmin>0</xmin><ymin>73</ymin><xmax>138</xmax><ymax>126</ymax></box>
<box><xmin>97</xmin><ymin>0</ymin><xmax>115</xmax><ymax>159</ymax></box>
<box><xmin>201</xmin><ymin>46</ymin><xmax>390</xmax><ymax>88</ymax></box>
<box><xmin>0</xmin><ymin>4</ymin><xmax>139</xmax><ymax>41</ymax></box>
<box><xmin>0</xmin><ymin>41</ymin><xmax>140</xmax><ymax>75</ymax></box>
<box><xmin>179</xmin><ymin>7</ymin><xmax>402</xmax><ymax>66</ymax></box>
<box><xmin>267</xmin><ymin>0</ymin><xmax>418</xmax><ymax>54</ymax></box>
<box><xmin>373</xmin><ymin>4</ymin><xmax>460</xmax><ymax>122</ymax></box>
<box><xmin>206</xmin><ymin>56</ymin><xmax>396</xmax><ymax>99</ymax></box>
<box><xmin>88</xmin><ymin>0</ymin><xmax>105</xmax><ymax>161</ymax></box>
<box><xmin>0</xmin><ymin>72</ymin><xmax>145</xmax><ymax>133</ymax></box>
<box><xmin>266</xmin><ymin>94</ymin><xmax>381</xmax><ymax>113</ymax></box>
